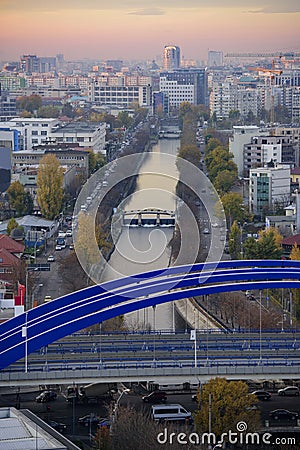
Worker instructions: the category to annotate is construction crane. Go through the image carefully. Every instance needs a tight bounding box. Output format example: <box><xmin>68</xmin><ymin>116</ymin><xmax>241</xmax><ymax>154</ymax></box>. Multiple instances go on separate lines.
<box><xmin>247</xmin><ymin>66</ymin><xmax>283</xmax><ymax>125</ymax></box>
<box><xmin>225</xmin><ymin>51</ymin><xmax>300</xmax><ymax>58</ymax></box>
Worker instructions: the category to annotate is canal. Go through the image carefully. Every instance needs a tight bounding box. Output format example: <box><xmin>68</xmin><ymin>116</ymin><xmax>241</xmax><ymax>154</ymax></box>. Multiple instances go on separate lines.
<box><xmin>100</xmin><ymin>137</ymin><xmax>182</xmax><ymax>331</ymax></box>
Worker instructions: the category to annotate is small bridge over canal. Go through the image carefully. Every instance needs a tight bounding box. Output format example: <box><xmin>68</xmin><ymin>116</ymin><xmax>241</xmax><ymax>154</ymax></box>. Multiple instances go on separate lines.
<box><xmin>122</xmin><ymin>209</ymin><xmax>176</xmax><ymax>227</ymax></box>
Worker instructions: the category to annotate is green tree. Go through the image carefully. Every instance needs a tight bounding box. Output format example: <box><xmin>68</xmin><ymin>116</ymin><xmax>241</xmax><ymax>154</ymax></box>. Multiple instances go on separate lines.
<box><xmin>229</xmin><ymin>220</ymin><xmax>241</xmax><ymax>259</ymax></box>
<box><xmin>7</xmin><ymin>218</ymin><xmax>19</xmax><ymax>236</ymax></box>
<box><xmin>7</xmin><ymin>181</ymin><xmax>27</xmax><ymax>216</ymax></box>
<box><xmin>37</xmin><ymin>154</ymin><xmax>64</xmax><ymax>219</ymax></box>
<box><xmin>243</xmin><ymin>228</ymin><xmax>282</xmax><ymax>260</ymax></box>
<box><xmin>213</xmin><ymin>170</ymin><xmax>237</xmax><ymax>194</ymax></box>
<box><xmin>177</xmin><ymin>144</ymin><xmax>201</xmax><ymax>168</ymax></box>
<box><xmin>37</xmin><ymin>105</ymin><xmax>60</xmax><ymax>118</ymax></box>
<box><xmin>117</xmin><ymin>111</ymin><xmax>133</xmax><ymax>129</ymax></box>
<box><xmin>24</xmin><ymin>191</ymin><xmax>34</xmax><ymax>215</ymax></box>
<box><xmin>88</xmin><ymin>151</ymin><xmax>106</xmax><ymax>175</ymax></box>
<box><xmin>194</xmin><ymin>378</ymin><xmax>260</xmax><ymax>438</ymax></box>
<box><xmin>243</xmin><ymin>236</ymin><xmax>259</xmax><ymax>259</ymax></box>
<box><xmin>16</xmin><ymin>95</ymin><xmax>42</xmax><ymax>114</ymax></box>
<box><xmin>221</xmin><ymin>192</ymin><xmax>247</xmax><ymax>228</ymax></box>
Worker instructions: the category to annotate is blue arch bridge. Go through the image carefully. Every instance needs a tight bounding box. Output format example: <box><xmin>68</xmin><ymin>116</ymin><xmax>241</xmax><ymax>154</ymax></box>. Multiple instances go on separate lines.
<box><xmin>0</xmin><ymin>260</ymin><xmax>300</xmax><ymax>386</ymax></box>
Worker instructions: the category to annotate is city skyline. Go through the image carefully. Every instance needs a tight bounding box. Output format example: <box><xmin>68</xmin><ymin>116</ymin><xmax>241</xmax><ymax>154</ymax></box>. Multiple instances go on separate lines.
<box><xmin>1</xmin><ymin>0</ymin><xmax>300</xmax><ymax>62</ymax></box>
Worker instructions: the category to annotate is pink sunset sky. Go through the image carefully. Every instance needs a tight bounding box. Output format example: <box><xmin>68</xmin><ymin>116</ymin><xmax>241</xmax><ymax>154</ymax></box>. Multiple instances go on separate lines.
<box><xmin>1</xmin><ymin>0</ymin><xmax>300</xmax><ymax>61</ymax></box>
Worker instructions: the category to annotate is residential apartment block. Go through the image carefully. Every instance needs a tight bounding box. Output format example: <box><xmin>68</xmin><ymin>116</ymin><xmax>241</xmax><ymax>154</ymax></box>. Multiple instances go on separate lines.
<box><xmin>159</xmin><ymin>68</ymin><xmax>208</xmax><ymax>108</ymax></box>
<box><xmin>249</xmin><ymin>163</ymin><xmax>291</xmax><ymax>216</ymax></box>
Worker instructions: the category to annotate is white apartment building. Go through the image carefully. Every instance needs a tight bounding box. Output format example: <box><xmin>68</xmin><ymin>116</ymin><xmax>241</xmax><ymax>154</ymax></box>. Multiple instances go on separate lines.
<box><xmin>249</xmin><ymin>164</ymin><xmax>291</xmax><ymax>216</ymax></box>
<box><xmin>229</xmin><ymin>125</ymin><xmax>263</xmax><ymax>177</ymax></box>
<box><xmin>0</xmin><ymin>118</ymin><xmax>59</xmax><ymax>151</ymax></box>
<box><xmin>49</xmin><ymin>121</ymin><xmax>106</xmax><ymax>154</ymax></box>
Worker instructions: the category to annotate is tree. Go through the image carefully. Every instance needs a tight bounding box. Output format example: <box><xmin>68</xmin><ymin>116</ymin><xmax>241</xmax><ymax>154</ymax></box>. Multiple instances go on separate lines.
<box><xmin>37</xmin><ymin>105</ymin><xmax>60</xmax><ymax>118</ymax></box>
<box><xmin>229</xmin><ymin>221</ymin><xmax>241</xmax><ymax>259</ymax></box>
<box><xmin>177</xmin><ymin>144</ymin><xmax>201</xmax><ymax>168</ymax></box>
<box><xmin>221</xmin><ymin>192</ymin><xmax>247</xmax><ymax>228</ymax></box>
<box><xmin>88</xmin><ymin>151</ymin><xmax>106</xmax><ymax>175</ymax></box>
<box><xmin>213</xmin><ymin>169</ymin><xmax>237</xmax><ymax>194</ymax></box>
<box><xmin>117</xmin><ymin>111</ymin><xmax>133</xmax><ymax>129</ymax></box>
<box><xmin>24</xmin><ymin>191</ymin><xmax>34</xmax><ymax>215</ymax></box>
<box><xmin>7</xmin><ymin>218</ymin><xmax>19</xmax><ymax>236</ymax></box>
<box><xmin>290</xmin><ymin>242</ymin><xmax>300</xmax><ymax>261</ymax></box>
<box><xmin>194</xmin><ymin>378</ymin><xmax>260</xmax><ymax>440</ymax></box>
<box><xmin>7</xmin><ymin>181</ymin><xmax>27</xmax><ymax>216</ymax></box>
<box><xmin>16</xmin><ymin>95</ymin><xmax>42</xmax><ymax>114</ymax></box>
<box><xmin>243</xmin><ymin>228</ymin><xmax>282</xmax><ymax>260</ymax></box>
<box><xmin>36</xmin><ymin>154</ymin><xmax>64</xmax><ymax>219</ymax></box>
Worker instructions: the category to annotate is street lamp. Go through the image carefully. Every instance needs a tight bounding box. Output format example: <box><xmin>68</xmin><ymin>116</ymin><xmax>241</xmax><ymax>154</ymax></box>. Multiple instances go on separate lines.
<box><xmin>110</xmin><ymin>388</ymin><xmax>130</xmax><ymax>432</ymax></box>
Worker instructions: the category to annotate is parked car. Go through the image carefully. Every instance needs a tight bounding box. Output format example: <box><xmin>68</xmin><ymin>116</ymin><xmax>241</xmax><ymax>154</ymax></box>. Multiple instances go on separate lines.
<box><xmin>36</xmin><ymin>390</ymin><xmax>57</xmax><ymax>403</ymax></box>
<box><xmin>269</xmin><ymin>409</ymin><xmax>298</xmax><ymax>421</ymax></box>
<box><xmin>48</xmin><ymin>420</ymin><xmax>67</xmax><ymax>433</ymax></box>
<box><xmin>78</xmin><ymin>414</ymin><xmax>101</xmax><ymax>427</ymax></box>
<box><xmin>251</xmin><ymin>390</ymin><xmax>272</xmax><ymax>401</ymax></box>
<box><xmin>142</xmin><ymin>391</ymin><xmax>167</xmax><ymax>403</ymax></box>
<box><xmin>47</xmin><ymin>255</ymin><xmax>55</xmax><ymax>262</ymax></box>
<box><xmin>278</xmin><ymin>386</ymin><xmax>300</xmax><ymax>396</ymax></box>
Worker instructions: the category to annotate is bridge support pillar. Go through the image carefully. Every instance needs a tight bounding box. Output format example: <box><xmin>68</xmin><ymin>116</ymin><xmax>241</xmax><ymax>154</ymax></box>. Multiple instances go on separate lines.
<box><xmin>138</xmin><ymin>212</ymin><xmax>142</xmax><ymax>226</ymax></box>
<box><xmin>156</xmin><ymin>213</ymin><xmax>160</xmax><ymax>226</ymax></box>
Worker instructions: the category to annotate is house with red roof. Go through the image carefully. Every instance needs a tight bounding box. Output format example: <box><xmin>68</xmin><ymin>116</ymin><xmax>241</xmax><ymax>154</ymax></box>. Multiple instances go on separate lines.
<box><xmin>0</xmin><ymin>234</ymin><xmax>25</xmax><ymax>286</ymax></box>
<box><xmin>281</xmin><ymin>233</ymin><xmax>300</xmax><ymax>257</ymax></box>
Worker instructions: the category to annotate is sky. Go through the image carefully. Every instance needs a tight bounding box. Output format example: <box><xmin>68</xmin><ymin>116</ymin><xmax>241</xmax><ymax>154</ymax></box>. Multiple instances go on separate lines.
<box><xmin>1</xmin><ymin>0</ymin><xmax>300</xmax><ymax>62</ymax></box>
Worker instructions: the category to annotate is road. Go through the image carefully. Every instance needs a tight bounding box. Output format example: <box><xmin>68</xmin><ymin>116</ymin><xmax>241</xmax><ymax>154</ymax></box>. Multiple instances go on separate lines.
<box><xmin>1</xmin><ymin>386</ymin><xmax>300</xmax><ymax>442</ymax></box>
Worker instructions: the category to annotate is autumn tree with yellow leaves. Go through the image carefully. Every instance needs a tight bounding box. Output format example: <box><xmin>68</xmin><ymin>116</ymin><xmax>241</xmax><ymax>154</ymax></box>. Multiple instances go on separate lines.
<box><xmin>37</xmin><ymin>154</ymin><xmax>64</xmax><ymax>219</ymax></box>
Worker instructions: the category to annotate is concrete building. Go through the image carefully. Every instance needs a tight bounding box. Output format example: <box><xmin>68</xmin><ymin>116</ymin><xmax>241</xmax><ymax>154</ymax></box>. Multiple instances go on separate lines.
<box><xmin>249</xmin><ymin>163</ymin><xmax>291</xmax><ymax>216</ymax></box>
<box><xmin>208</xmin><ymin>51</ymin><xmax>223</xmax><ymax>68</ymax></box>
<box><xmin>49</xmin><ymin>121</ymin><xmax>106</xmax><ymax>154</ymax></box>
<box><xmin>229</xmin><ymin>125</ymin><xmax>262</xmax><ymax>177</ymax></box>
<box><xmin>0</xmin><ymin>89</ymin><xmax>17</xmax><ymax>122</ymax></box>
<box><xmin>0</xmin><ymin>407</ymin><xmax>80</xmax><ymax>449</ymax></box>
<box><xmin>0</xmin><ymin>118</ymin><xmax>60</xmax><ymax>151</ymax></box>
<box><xmin>159</xmin><ymin>68</ymin><xmax>208</xmax><ymax>108</ymax></box>
<box><xmin>163</xmin><ymin>45</ymin><xmax>181</xmax><ymax>70</ymax></box>
<box><xmin>0</xmin><ymin>147</ymin><xmax>11</xmax><ymax>193</ymax></box>
<box><xmin>12</xmin><ymin>147</ymin><xmax>90</xmax><ymax>185</ymax></box>
<box><xmin>243</xmin><ymin>135</ymin><xmax>298</xmax><ymax>177</ymax></box>
<box><xmin>89</xmin><ymin>83</ymin><xmax>152</xmax><ymax>108</ymax></box>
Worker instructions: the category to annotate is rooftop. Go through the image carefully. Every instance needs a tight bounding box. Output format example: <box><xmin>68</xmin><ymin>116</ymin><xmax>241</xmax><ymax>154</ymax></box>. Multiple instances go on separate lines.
<box><xmin>0</xmin><ymin>407</ymin><xmax>80</xmax><ymax>450</ymax></box>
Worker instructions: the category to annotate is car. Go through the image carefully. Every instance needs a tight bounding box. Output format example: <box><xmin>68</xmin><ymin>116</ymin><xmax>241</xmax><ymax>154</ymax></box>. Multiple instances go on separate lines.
<box><xmin>251</xmin><ymin>390</ymin><xmax>272</xmax><ymax>401</ymax></box>
<box><xmin>269</xmin><ymin>409</ymin><xmax>298</xmax><ymax>421</ymax></box>
<box><xmin>142</xmin><ymin>391</ymin><xmax>167</xmax><ymax>403</ymax></box>
<box><xmin>203</xmin><ymin>228</ymin><xmax>210</xmax><ymax>234</ymax></box>
<box><xmin>278</xmin><ymin>386</ymin><xmax>300</xmax><ymax>396</ymax></box>
<box><xmin>36</xmin><ymin>390</ymin><xmax>57</xmax><ymax>403</ymax></box>
<box><xmin>44</xmin><ymin>295</ymin><xmax>52</xmax><ymax>302</ymax></box>
<box><xmin>58</xmin><ymin>231</ymin><xmax>66</xmax><ymax>238</ymax></box>
<box><xmin>66</xmin><ymin>229</ymin><xmax>72</xmax><ymax>237</ymax></box>
<box><xmin>78</xmin><ymin>414</ymin><xmax>101</xmax><ymax>427</ymax></box>
<box><xmin>55</xmin><ymin>244</ymin><xmax>62</xmax><ymax>251</ymax></box>
<box><xmin>47</xmin><ymin>255</ymin><xmax>55</xmax><ymax>262</ymax></box>
<box><xmin>48</xmin><ymin>420</ymin><xmax>67</xmax><ymax>433</ymax></box>
<box><xmin>69</xmin><ymin>244</ymin><xmax>74</xmax><ymax>250</ymax></box>
<box><xmin>192</xmin><ymin>394</ymin><xmax>198</xmax><ymax>402</ymax></box>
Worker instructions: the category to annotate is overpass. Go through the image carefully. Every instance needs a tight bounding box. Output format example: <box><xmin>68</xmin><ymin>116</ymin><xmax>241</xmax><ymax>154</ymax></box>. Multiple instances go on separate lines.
<box><xmin>1</xmin><ymin>259</ymin><xmax>300</xmax><ymax>380</ymax></box>
<box><xmin>122</xmin><ymin>208</ymin><xmax>175</xmax><ymax>227</ymax></box>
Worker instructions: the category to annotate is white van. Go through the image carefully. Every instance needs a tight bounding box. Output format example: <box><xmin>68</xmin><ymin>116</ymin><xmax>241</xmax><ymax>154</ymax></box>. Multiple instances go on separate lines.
<box><xmin>151</xmin><ymin>404</ymin><xmax>192</xmax><ymax>424</ymax></box>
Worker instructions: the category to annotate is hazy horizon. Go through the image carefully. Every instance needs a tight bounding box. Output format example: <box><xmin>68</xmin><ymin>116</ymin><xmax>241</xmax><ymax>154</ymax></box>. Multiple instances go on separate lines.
<box><xmin>1</xmin><ymin>0</ymin><xmax>300</xmax><ymax>62</ymax></box>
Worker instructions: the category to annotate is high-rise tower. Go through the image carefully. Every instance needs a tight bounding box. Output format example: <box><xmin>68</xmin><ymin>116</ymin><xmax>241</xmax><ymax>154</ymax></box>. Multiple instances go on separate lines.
<box><xmin>163</xmin><ymin>45</ymin><xmax>181</xmax><ymax>70</ymax></box>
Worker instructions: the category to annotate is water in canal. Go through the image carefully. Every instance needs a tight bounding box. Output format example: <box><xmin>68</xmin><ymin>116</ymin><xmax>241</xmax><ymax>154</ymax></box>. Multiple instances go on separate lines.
<box><xmin>101</xmin><ymin>138</ymin><xmax>182</xmax><ymax>331</ymax></box>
